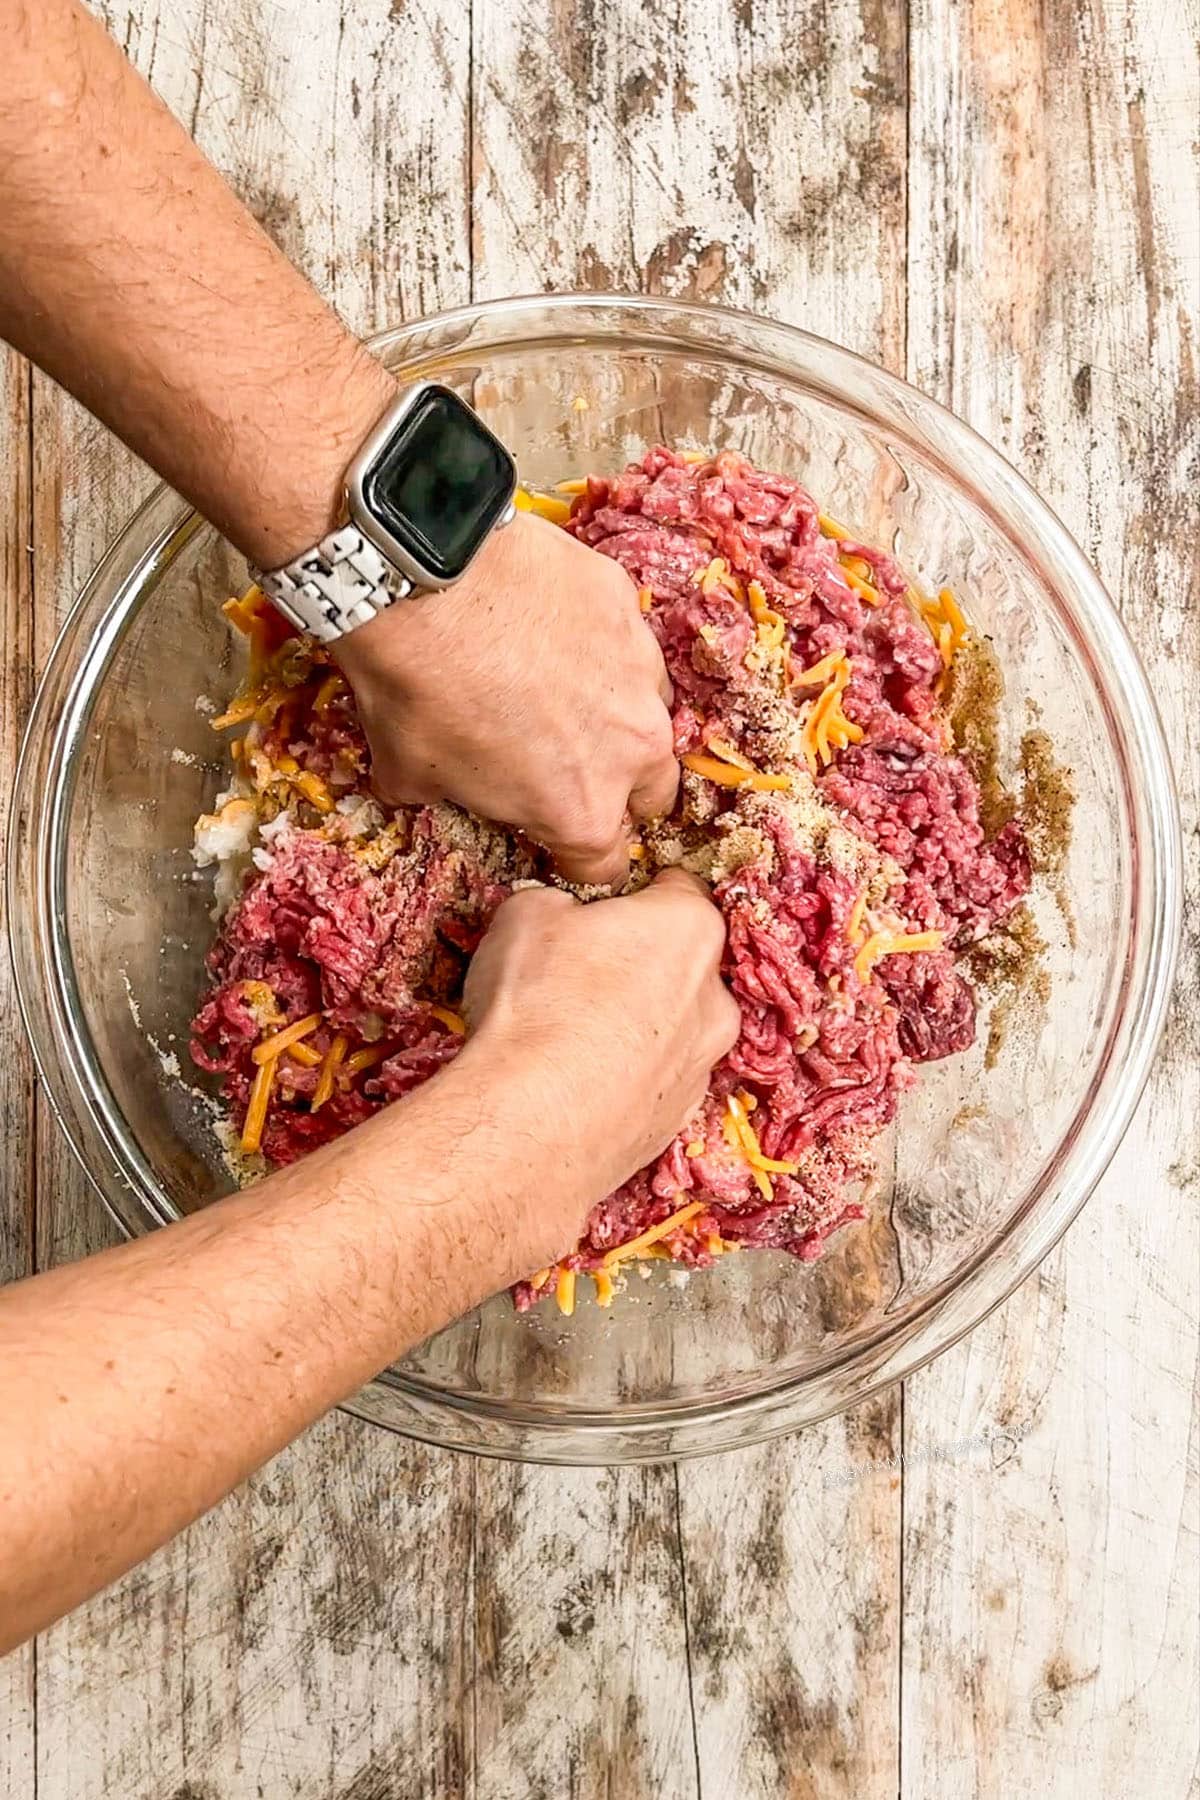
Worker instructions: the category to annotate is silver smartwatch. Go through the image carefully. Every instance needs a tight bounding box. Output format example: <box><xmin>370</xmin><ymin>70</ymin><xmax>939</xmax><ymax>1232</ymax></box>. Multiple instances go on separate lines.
<box><xmin>257</xmin><ymin>382</ymin><xmax>518</xmax><ymax>644</ymax></box>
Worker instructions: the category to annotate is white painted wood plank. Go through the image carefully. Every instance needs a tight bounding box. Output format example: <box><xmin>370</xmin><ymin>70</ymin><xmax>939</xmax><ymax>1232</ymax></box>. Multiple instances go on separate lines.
<box><xmin>903</xmin><ymin>0</ymin><xmax>1200</xmax><ymax>1792</ymax></box>
<box><xmin>34</xmin><ymin>1416</ymin><xmax>476</xmax><ymax>1799</ymax></box>
<box><xmin>0</xmin><ymin>344</ymin><xmax>37</xmax><ymax>1800</ymax></box>
<box><xmin>29</xmin><ymin>6</ymin><xmax>478</xmax><ymax>1798</ymax></box>
<box><xmin>468</xmin><ymin>8</ymin><xmax>710</xmax><ymax>1794</ymax></box>
<box><xmin>471</xmin><ymin>3</ymin><xmax>909</xmax><ymax>1794</ymax></box>
<box><xmin>470</xmin><ymin>1463</ymin><xmax>703</xmax><ymax>1800</ymax></box>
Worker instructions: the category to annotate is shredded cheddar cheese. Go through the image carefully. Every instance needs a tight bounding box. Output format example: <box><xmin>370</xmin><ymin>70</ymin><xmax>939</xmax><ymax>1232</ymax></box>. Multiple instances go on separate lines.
<box><xmin>555</xmin><ymin>1268</ymin><xmax>577</xmax><ymax>1315</ymax></box>
<box><xmin>847</xmin><ymin>889</ymin><xmax>869</xmax><ymax>945</ymax></box>
<box><xmin>723</xmin><ymin>1094</ymin><xmax>772</xmax><ymax>1198</ymax></box>
<box><xmin>286</xmin><ymin>1041</ymin><xmax>323</xmax><ymax>1069</ymax></box>
<box><xmin>679</xmin><ymin>448</ymin><xmax>711</xmax><ymax>464</ymax></box>
<box><xmin>681</xmin><ymin>752</ymin><xmax>754</xmax><ymax>788</ymax></box>
<box><xmin>799</xmin><ymin>653</ymin><xmax>863</xmax><ymax>773</ymax></box>
<box><xmin>241</xmin><ymin>1057</ymin><xmax>275</xmax><ymax>1154</ymax></box>
<box><xmin>513</xmin><ymin>486</ymin><xmax>573</xmax><ymax>525</ymax></box>
<box><xmin>638</xmin><ymin>586</ymin><xmax>653</xmax><ymax>614</ymax></box>
<box><xmin>793</xmin><ymin>648</ymin><xmax>847</xmax><ymax>689</ymax></box>
<box><xmin>294</xmin><ymin>771</ymin><xmax>334</xmax><ymax>813</ymax></box>
<box><xmin>311</xmin><ymin>1033</ymin><xmax>348</xmax><ymax>1111</ymax></box>
<box><xmin>222</xmin><ymin>595</ymin><xmax>258</xmax><ymax>636</ymax></box>
<box><xmin>592</xmin><ymin>1269</ymin><xmax>616</xmax><ymax>1306</ymax></box>
<box><xmin>746</xmin><ymin>579</ymin><xmax>770</xmax><ymax>620</ymax></box>
<box><xmin>854</xmin><ymin>929</ymin><xmax>946</xmax><ymax>984</ymax></box>
<box><xmin>911</xmin><ymin>585</ymin><xmax>970</xmax><ymax>670</ymax></box>
<box><xmin>682</xmin><ymin>752</ymin><xmax>791</xmax><ymax>792</ymax></box>
<box><xmin>252</xmin><ymin>1012</ymin><xmax>322</xmax><ymax>1065</ymax></box>
<box><xmin>748</xmin><ymin>1151</ymin><xmax>802</xmax><ymax>1175</ymax></box>
<box><xmin>254</xmin><ymin>686</ymin><xmax>290</xmax><ymax>727</ymax></box>
<box><xmin>693</xmin><ymin>556</ymin><xmax>744</xmax><ymax>600</ymax></box>
<box><xmin>210</xmin><ymin>694</ymin><xmax>261</xmax><ymax>731</ymax></box>
<box><xmin>817</xmin><ymin>512</ymin><xmax>852</xmax><ymax>540</ymax></box>
<box><xmin>840</xmin><ymin>565</ymin><xmax>881</xmax><ymax>606</ymax></box>
<box><xmin>705</xmin><ymin>737</ymin><xmax>755</xmax><ymax>772</ymax></box>
<box><xmin>601</xmin><ymin>1200</ymin><xmax>705</xmax><ymax>1267</ymax></box>
<box><xmin>430</xmin><ymin>1005</ymin><xmax>466</xmax><ymax>1036</ymax></box>
<box><xmin>746</xmin><ymin>577</ymin><xmax>787</xmax><ymax>649</ymax></box>
<box><xmin>684</xmin><ymin>1140</ymin><xmax>705</xmax><ymax>1158</ymax></box>
<box><xmin>240</xmin><ymin>981</ymin><xmax>283</xmax><ymax>1028</ymax></box>
<box><xmin>313</xmin><ymin>673</ymin><xmax>344</xmax><ymax>714</ymax></box>
<box><xmin>554</xmin><ymin>477</ymin><xmax>589</xmax><ymax>494</ymax></box>
<box><xmin>934</xmin><ymin>587</ymin><xmax>969</xmax><ymax>664</ymax></box>
<box><xmin>723</xmin><ymin>1092</ymin><xmax>800</xmax><ymax>1194</ymax></box>
<box><xmin>344</xmin><ymin>1041</ymin><xmax>395</xmax><ymax>1076</ymax></box>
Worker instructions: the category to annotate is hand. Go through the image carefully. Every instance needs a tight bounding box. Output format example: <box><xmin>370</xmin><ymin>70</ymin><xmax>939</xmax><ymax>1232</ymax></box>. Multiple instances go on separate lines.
<box><xmin>461</xmin><ymin>869</ymin><xmax>741</xmax><ymax>1263</ymax></box>
<box><xmin>335</xmin><ymin>511</ymin><xmax>678</xmax><ymax>887</ymax></box>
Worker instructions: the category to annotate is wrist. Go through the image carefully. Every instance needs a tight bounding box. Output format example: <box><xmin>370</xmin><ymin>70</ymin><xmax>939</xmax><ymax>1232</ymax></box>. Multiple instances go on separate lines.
<box><xmin>410</xmin><ymin>1037</ymin><xmax>594</xmax><ymax>1281</ymax></box>
<box><xmin>329</xmin><ymin>506</ymin><xmax>526</xmax><ymax>690</ymax></box>
<box><xmin>237</xmin><ymin>347</ymin><xmax>398</xmax><ymax>571</ymax></box>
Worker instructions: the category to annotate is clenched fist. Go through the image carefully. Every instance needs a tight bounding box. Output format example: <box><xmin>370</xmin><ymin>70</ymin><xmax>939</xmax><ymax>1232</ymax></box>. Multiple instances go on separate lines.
<box><xmin>335</xmin><ymin>511</ymin><xmax>678</xmax><ymax>887</ymax></box>
<box><xmin>460</xmin><ymin>869</ymin><xmax>740</xmax><ymax>1267</ymax></box>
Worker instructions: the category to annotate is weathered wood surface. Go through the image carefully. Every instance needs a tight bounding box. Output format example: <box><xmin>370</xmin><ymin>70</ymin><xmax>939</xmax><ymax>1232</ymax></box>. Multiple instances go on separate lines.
<box><xmin>2</xmin><ymin>1</ymin><xmax>1196</xmax><ymax>1797</ymax></box>
<box><xmin>1</xmin><ymin>348</ymin><xmax>36</xmax><ymax>1799</ymax></box>
<box><xmin>902</xmin><ymin>5</ymin><xmax>1200</xmax><ymax>1796</ymax></box>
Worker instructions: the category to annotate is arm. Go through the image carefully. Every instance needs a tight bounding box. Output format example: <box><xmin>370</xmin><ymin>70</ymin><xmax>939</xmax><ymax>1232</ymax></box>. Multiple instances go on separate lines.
<box><xmin>0</xmin><ymin>872</ymin><xmax>738</xmax><ymax>1655</ymax></box>
<box><xmin>0</xmin><ymin>0</ymin><xmax>676</xmax><ymax>885</ymax></box>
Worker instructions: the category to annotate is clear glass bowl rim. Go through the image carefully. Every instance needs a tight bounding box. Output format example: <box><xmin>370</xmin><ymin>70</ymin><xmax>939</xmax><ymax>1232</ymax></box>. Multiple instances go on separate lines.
<box><xmin>6</xmin><ymin>293</ymin><xmax>1182</xmax><ymax>1464</ymax></box>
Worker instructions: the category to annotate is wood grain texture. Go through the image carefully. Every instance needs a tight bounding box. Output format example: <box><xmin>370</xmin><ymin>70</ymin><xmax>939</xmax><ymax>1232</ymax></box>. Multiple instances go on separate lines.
<box><xmin>1</xmin><ymin>1</ymin><xmax>1196</xmax><ymax>1797</ymax></box>
<box><xmin>470</xmin><ymin>5</ymin><xmax>908</xmax><ymax>1793</ymax></box>
<box><xmin>0</xmin><ymin>346</ymin><xmax>36</xmax><ymax>1798</ymax></box>
<box><xmin>471</xmin><ymin>1464</ymin><xmax>699</xmax><ymax>1800</ymax></box>
<box><xmin>30</xmin><ymin>7</ymin><xmax>478</xmax><ymax>1800</ymax></box>
<box><xmin>903</xmin><ymin>0</ymin><xmax>1200</xmax><ymax>1794</ymax></box>
<box><xmin>35</xmin><ymin>1415</ymin><xmax>476</xmax><ymax>1799</ymax></box>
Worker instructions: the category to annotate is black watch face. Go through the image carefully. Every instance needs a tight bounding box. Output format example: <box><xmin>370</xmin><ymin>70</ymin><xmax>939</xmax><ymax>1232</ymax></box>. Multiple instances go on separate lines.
<box><xmin>362</xmin><ymin>385</ymin><xmax>516</xmax><ymax>582</ymax></box>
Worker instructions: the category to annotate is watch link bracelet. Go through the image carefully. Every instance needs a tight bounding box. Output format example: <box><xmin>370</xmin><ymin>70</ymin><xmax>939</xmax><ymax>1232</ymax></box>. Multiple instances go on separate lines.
<box><xmin>256</xmin><ymin>381</ymin><xmax>518</xmax><ymax>645</ymax></box>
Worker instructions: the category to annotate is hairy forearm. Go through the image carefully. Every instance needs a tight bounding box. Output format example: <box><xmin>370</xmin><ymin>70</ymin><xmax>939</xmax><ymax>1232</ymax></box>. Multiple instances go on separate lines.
<box><xmin>0</xmin><ymin>1047</ymin><xmax>557</xmax><ymax>1655</ymax></box>
<box><xmin>0</xmin><ymin>0</ymin><xmax>394</xmax><ymax>565</ymax></box>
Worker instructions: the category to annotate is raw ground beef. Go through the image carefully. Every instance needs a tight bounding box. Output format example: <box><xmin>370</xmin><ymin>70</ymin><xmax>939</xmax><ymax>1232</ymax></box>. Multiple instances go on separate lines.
<box><xmin>190</xmin><ymin>447</ymin><xmax>1031</xmax><ymax>1308</ymax></box>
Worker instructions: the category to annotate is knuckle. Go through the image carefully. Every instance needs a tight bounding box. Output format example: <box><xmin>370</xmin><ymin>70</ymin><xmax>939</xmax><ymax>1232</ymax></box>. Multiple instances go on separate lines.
<box><xmin>605</xmin><ymin>558</ymin><xmax>637</xmax><ymax>597</ymax></box>
<box><xmin>690</xmin><ymin>896</ymin><xmax>729</xmax><ymax>958</ymax></box>
<box><xmin>708</xmin><ymin>911</ymin><xmax>733</xmax><ymax>961</ymax></box>
<box><xmin>506</xmin><ymin>884</ymin><xmax>575</xmax><ymax>925</ymax></box>
<box><xmin>564</xmin><ymin>797</ymin><xmax>624</xmax><ymax>857</ymax></box>
<box><xmin>634</xmin><ymin>705</ymin><xmax>674</xmax><ymax>760</ymax></box>
<box><xmin>566</xmin><ymin>825</ymin><xmax>610</xmax><ymax>860</ymax></box>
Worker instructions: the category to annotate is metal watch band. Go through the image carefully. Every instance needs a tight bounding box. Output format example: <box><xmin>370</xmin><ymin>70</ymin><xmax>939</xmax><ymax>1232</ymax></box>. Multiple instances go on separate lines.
<box><xmin>257</xmin><ymin>525</ymin><xmax>413</xmax><ymax>644</ymax></box>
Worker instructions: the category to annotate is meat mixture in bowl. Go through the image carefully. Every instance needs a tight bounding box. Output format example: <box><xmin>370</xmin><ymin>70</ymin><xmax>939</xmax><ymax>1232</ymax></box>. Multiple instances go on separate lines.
<box><xmin>189</xmin><ymin>448</ymin><xmax>1031</xmax><ymax>1313</ymax></box>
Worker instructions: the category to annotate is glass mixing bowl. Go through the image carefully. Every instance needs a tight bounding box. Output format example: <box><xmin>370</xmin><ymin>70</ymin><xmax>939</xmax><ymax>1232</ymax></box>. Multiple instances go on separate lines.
<box><xmin>7</xmin><ymin>296</ymin><xmax>1180</xmax><ymax>1464</ymax></box>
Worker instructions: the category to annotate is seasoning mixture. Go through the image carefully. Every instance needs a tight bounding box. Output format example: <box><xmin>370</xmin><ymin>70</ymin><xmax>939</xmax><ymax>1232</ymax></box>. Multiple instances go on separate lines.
<box><xmin>189</xmin><ymin>447</ymin><xmax>1031</xmax><ymax>1313</ymax></box>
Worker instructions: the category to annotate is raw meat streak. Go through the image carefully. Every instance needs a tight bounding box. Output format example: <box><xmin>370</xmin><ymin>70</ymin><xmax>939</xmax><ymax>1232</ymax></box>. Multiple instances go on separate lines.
<box><xmin>190</xmin><ymin>448</ymin><xmax>1030</xmax><ymax>1307</ymax></box>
